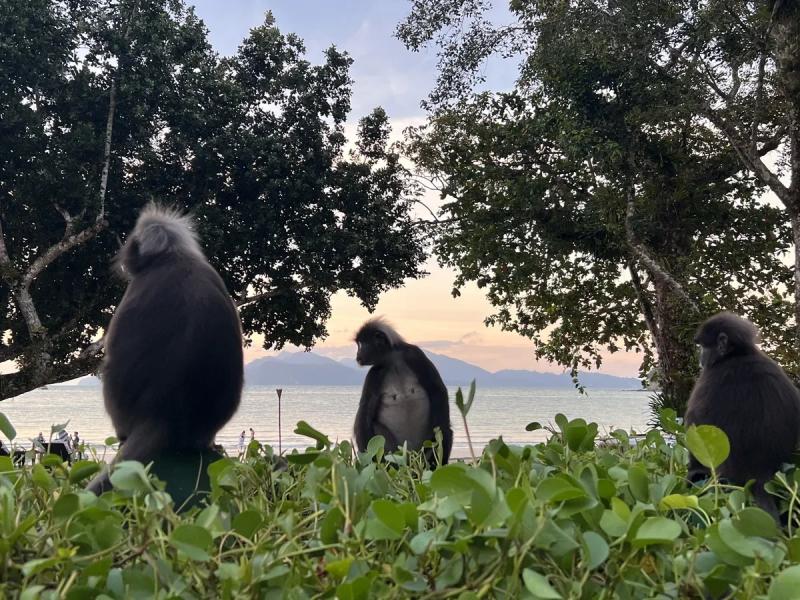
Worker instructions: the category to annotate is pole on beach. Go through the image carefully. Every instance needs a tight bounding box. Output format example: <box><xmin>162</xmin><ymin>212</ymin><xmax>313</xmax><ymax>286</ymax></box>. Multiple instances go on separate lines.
<box><xmin>276</xmin><ymin>388</ymin><xmax>283</xmax><ymax>455</ymax></box>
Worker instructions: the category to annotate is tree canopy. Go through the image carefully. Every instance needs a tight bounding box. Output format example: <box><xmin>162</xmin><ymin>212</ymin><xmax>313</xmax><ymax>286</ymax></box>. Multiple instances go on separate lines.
<box><xmin>399</xmin><ymin>0</ymin><xmax>796</xmax><ymax>413</ymax></box>
<box><xmin>0</xmin><ymin>0</ymin><xmax>425</xmax><ymax>399</ymax></box>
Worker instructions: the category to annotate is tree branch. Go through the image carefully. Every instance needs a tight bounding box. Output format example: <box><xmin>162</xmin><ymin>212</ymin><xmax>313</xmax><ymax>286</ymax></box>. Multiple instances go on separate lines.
<box><xmin>235</xmin><ymin>288</ymin><xmax>284</xmax><ymax>308</ymax></box>
<box><xmin>0</xmin><ymin>206</ymin><xmax>16</xmax><ymax>284</ymax></box>
<box><xmin>627</xmin><ymin>258</ymin><xmax>659</xmax><ymax>341</ymax></box>
<box><xmin>703</xmin><ymin>108</ymin><xmax>793</xmax><ymax>209</ymax></box>
<box><xmin>97</xmin><ymin>76</ymin><xmax>117</xmax><ymax>220</ymax></box>
<box><xmin>624</xmin><ymin>181</ymin><xmax>699</xmax><ymax>313</ymax></box>
<box><xmin>20</xmin><ymin>218</ymin><xmax>108</xmax><ymax>288</ymax></box>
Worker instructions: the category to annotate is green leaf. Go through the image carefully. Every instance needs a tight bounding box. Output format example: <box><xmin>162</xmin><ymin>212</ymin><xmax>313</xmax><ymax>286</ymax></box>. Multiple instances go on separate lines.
<box><xmin>600</xmin><ymin>510</ymin><xmax>628</xmax><ymax>538</ymax></box>
<box><xmin>232</xmin><ymin>510</ymin><xmax>264</xmax><ymax>539</ymax></box>
<box><xmin>109</xmin><ymin>461</ymin><xmax>153</xmax><ymax>493</ymax></box>
<box><xmin>769</xmin><ymin>565</ymin><xmax>800</xmax><ymax>600</ymax></box>
<box><xmin>581</xmin><ymin>531</ymin><xmax>609</xmax><ymax>570</ymax></box>
<box><xmin>706</xmin><ymin>523</ymin><xmax>752</xmax><ymax>567</ymax></box>
<box><xmin>632</xmin><ymin>517</ymin><xmax>681</xmax><ymax>546</ymax></box>
<box><xmin>286</xmin><ymin>450</ymin><xmax>321</xmax><ymax>465</ymax></box>
<box><xmin>525</xmin><ymin>421</ymin><xmax>543</xmax><ymax>432</ymax></box>
<box><xmin>685</xmin><ymin>425</ymin><xmax>730</xmax><ymax>470</ymax></box>
<box><xmin>366</xmin><ymin>435</ymin><xmax>386</xmax><ymax>460</ymax></box>
<box><xmin>294</xmin><ymin>421</ymin><xmax>331</xmax><ymax>449</ymax></box>
<box><xmin>320</xmin><ymin>507</ymin><xmax>345</xmax><ymax>545</ymax></box>
<box><xmin>19</xmin><ymin>586</ymin><xmax>46</xmax><ymax>600</ymax></box>
<box><xmin>31</xmin><ymin>464</ymin><xmax>55</xmax><ymax>490</ymax></box>
<box><xmin>0</xmin><ymin>412</ymin><xmax>16</xmax><ymax>441</ymax></box>
<box><xmin>410</xmin><ymin>529</ymin><xmax>437</xmax><ymax>555</ymax></box>
<box><xmin>22</xmin><ymin>557</ymin><xmax>61</xmax><ymax>577</ymax></box>
<box><xmin>627</xmin><ymin>464</ymin><xmax>649</xmax><ymax>502</ymax></box>
<box><xmin>104</xmin><ymin>436</ymin><xmax>118</xmax><ymax>446</ymax></box>
<box><xmin>660</xmin><ymin>494</ymin><xmax>699</xmax><ymax>510</ymax></box>
<box><xmin>732</xmin><ymin>507</ymin><xmax>779</xmax><ymax>540</ymax></box>
<box><xmin>69</xmin><ymin>460</ymin><xmax>101</xmax><ymax>483</ymax></box>
<box><xmin>53</xmin><ymin>493</ymin><xmax>80</xmax><ymax>520</ymax></box>
<box><xmin>455</xmin><ymin>387</ymin><xmax>465</xmax><ymax>414</ymax></box>
<box><xmin>169</xmin><ymin>524</ymin><xmax>213</xmax><ymax>561</ymax></box>
<box><xmin>563</xmin><ymin>418</ymin><xmax>589</xmax><ymax>451</ymax></box>
<box><xmin>371</xmin><ymin>499</ymin><xmax>405</xmax><ymax>534</ymax></box>
<box><xmin>537</xmin><ymin>477</ymin><xmax>587</xmax><ymax>503</ymax></box>
<box><xmin>464</xmin><ymin>379</ymin><xmax>476</xmax><ymax>415</ymax></box>
<box><xmin>522</xmin><ymin>569</ymin><xmax>562</xmax><ymax>599</ymax></box>
<box><xmin>326</xmin><ymin>557</ymin><xmax>353</xmax><ymax>580</ymax></box>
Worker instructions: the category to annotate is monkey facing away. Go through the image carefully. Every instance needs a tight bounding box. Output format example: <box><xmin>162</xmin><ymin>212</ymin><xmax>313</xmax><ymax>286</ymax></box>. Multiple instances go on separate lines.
<box><xmin>88</xmin><ymin>205</ymin><xmax>243</xmax><ymax>496</ymax></box>
<box><xmin>684</xmin><ymin>312</ymin><xmax>800</xmax><ymax>519</ymax></box>
<box><xmin>353</xmin><ymin>318</ymin><xmax>453</xmax><ymax>466</ymax></box>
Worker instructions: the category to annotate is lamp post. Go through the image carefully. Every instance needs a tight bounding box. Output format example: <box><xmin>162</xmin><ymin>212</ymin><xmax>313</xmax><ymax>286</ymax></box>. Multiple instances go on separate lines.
<box><xmin>276</xmin><ymin>388</ymin><xmax>283</xmax><ymax>455</ymax></box>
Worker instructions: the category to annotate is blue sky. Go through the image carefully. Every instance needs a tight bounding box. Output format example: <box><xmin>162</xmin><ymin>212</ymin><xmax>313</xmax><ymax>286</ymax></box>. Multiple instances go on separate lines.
<box><xmin>192</xmin><ymin>1</ymin><xmax>438</xmax><ymax>120</ymax></box>
<box><xmin>186</xmin><ymin>2</ymin><xmax>641</xmax><ymax>377</ymax></box>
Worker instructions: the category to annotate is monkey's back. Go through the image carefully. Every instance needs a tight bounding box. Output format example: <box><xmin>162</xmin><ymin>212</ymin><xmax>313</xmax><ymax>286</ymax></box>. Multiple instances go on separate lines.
<box><xmin>686</xmin><ymin>352</ymin><xmax>800</xmax><ymax>481</ymax></box>
<box><xmin>103</xmin><ymin>254</ymin><xmax>243</xmax><ymax>449</ymax></box>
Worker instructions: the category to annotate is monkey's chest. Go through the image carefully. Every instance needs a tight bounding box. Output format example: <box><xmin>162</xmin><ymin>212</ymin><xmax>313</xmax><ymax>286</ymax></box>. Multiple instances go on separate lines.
<box><xmin>377</xmin><ymin>366</ymin><xmax>430</xmax><ymax>449</ymax></box>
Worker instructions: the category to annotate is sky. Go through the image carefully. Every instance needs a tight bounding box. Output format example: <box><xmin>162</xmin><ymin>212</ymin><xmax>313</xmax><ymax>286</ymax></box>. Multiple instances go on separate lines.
<box><xmin>186</xmin><ymin>2</ymin><xmax>643</xmax><ymax>376</ymax></box>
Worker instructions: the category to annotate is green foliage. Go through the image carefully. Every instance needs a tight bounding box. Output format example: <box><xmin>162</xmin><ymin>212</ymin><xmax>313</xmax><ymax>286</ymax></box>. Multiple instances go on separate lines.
<box><xmin>1</xmin><ymin>0</ymin><xmax>424</xmax><ymax>397</ymax></box>
<box><xmin>1</xmin><ymin>415</ymin><xmax>800</xmax><ymax>597</ymax></box>
<box><xmin>397</xmin><ymin>0</ymin><xmax>795</xmax><ymax>414</ymax></box>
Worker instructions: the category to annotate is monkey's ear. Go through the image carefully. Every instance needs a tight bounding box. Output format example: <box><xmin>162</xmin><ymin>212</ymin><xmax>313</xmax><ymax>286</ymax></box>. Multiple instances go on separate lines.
<box><xmin>137</xmin><ymin>223</ymin><xmax>171</xmax><ymax>259</ymax></box>
<box><xmin>716</xmin><ymin>332</ymin><xmax>729</xmax><ymax>356</ymax></box>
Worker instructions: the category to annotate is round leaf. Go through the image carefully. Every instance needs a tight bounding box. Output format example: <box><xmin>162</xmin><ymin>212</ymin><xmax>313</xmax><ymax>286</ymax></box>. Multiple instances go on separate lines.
<box><xmin>769</xmin><ymin>565</ymin><xmax>800</xmax><ymax>600</ymax></box>
<box><xmin>581</xmin><ymin>531</ymin><xmax>609</xmax><ymax>570</ymax></box>
<box><xmin>522</xmin><ymin>569</ymin><xmax>562</xmax><ymax>599</ymax></box>
<box><xmin>633</xmin><ymin>517</ymin><xmax>681</xmax><ymax>546</ymax></box>
<box><xmin>169</xmin><ymin>524</ymin><xmax>212</xmax><ymax>561</ymax></box>
<box><xmin>685</xmin><ymin>425</ymin><xmax>730</xmax><ymax>469</ymax></box>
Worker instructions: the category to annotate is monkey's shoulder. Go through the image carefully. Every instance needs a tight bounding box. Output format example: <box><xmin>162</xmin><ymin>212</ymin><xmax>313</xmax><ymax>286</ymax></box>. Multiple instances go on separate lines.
<box><xmin>720</xmin><ymin>354</ymin><xmax>795</xmax><ymax>385</ymax></box>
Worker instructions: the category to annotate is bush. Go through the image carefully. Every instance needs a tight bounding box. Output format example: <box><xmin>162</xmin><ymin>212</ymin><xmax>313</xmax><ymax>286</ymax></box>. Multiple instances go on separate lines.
<box><xmin>1</xmin><ymin>412</ymin><xmax>800</xmax><ymax>598</ymax></box>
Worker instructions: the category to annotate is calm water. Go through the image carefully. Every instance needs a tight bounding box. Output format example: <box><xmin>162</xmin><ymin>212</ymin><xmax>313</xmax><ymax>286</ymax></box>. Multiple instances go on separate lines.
<box><xmin>0</xmin><ymin>386</ymin><xmax>652</xmax><ymax>458</ymax></box>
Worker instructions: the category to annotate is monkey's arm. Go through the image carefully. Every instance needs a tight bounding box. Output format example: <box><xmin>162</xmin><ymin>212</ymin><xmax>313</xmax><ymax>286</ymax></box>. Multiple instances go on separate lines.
<box><xmin>371</xmin><ymin>422</ymin><xmax>401</xmax><ymax>453</ymax></box>
<box><xmin>402</xmin><ymin>346</ymin><xmax>454</xmax><ymax>462</ymax></box>
<box><xmin>355</xmin><ymin>368</ymin><xmax>383</xmax><ymax>452</ymax></box>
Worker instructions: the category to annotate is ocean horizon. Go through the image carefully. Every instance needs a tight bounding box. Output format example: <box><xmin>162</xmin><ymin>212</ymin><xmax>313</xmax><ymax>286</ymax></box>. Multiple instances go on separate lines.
<box><xmin>0</xmin><ymin>385</ymin><xmax>653</xmax><ymax>459</ymax></box>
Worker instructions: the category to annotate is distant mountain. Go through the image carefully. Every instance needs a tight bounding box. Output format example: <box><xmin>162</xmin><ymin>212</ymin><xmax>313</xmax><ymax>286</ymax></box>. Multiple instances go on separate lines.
<box><xmin>245</xmin><ymin>352</ymin><xmax>362</xmax><ymax>386</ymax></box>
<box><xmin>249</xmin><ymin>350</ymin><xmax>641</xmax><ymax>390</ymax></box>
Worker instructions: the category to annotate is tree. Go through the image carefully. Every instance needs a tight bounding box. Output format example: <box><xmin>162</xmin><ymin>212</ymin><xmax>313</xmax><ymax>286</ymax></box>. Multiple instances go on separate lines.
<box><xmin>0</xmin><ymin>0</ymin><xmax>425</xmax><ymax>400</ymax></box>
<box><xmin>398</xmin><ymin>0</ymin><xmax>793</xmax><ymax>414</ymax></box>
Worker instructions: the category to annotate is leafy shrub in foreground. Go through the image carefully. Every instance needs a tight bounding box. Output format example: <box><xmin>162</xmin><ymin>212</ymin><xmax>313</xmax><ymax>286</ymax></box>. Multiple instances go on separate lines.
<box><xmin>1</xmin><ymin>414</ymin><xmax>800</xmax><ymax>598</ymax></box>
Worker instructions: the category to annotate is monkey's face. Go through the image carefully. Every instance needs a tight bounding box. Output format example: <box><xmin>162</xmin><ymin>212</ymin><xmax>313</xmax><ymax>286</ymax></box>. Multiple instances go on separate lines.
<box><xmin>356</xmin><ymin>330</ymin><xmax>390</xmax><ymax>366</ymax></box>
<box><xmin>697</xmin><ymin>332</ymin><xmax>730</xmax><ymax>369</ymax></box>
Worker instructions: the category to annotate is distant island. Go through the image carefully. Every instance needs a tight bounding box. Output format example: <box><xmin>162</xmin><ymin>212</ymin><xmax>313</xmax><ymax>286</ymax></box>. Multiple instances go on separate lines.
<box><xmin>244</xmin><ymin>350</ymin><xmax>642</xmax><ymax>390</ymax></box>
<box><xmin>73</xmin><ymin>350</ymin><xmax>642</xmax><ymax>390</ymax></box>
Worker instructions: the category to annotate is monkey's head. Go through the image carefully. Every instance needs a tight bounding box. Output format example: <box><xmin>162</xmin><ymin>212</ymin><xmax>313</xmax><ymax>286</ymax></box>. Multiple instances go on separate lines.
<box><xmin>694</xmin><ymin>312</ymin><xmax>759</xmax><ymax>368</ymax></box>
<box><xmin>355</xmin><ymin>317</ymin><xmax>403</xmax><ymax>366</ymax></box>
<box><xmin>116</xmin><ymin>203</ymin><xmax>204</xmax><ymax>277</ymax></box>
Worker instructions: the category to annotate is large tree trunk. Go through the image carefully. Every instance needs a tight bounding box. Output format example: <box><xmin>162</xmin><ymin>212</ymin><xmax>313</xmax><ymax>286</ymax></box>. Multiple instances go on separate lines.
<box><xmin>650</xmin><ymin>277</ymin><xmax>698</xmax><ymax>415</ymax></box>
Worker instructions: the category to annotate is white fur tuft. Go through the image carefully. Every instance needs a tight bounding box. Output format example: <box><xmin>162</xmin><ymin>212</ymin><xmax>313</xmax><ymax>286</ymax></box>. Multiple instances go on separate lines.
<box><xmin>117</xmin><ymin>203</ymin><xmax>205</xmax><ymax>275</ymax></box>
<box><xmin>134</xmin><ymin>203</ymin><xmax>203</xmax><ymax>257</ymax></box>
<box><xmin>362</xmin><ymin>316</ymin><xmax>404</xmax><ymax>347</ymax></box>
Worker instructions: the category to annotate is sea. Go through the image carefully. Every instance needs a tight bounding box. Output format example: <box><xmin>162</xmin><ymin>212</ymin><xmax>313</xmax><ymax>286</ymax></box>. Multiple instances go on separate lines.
<box><xmin>0</xmin><ymin>386</ymin><xmax>653</xmax><ymax>459</ymax></box>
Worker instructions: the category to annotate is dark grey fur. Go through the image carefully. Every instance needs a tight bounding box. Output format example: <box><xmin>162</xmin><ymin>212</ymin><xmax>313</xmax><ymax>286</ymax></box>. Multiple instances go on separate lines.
<box><xmin>353</xmin><ymin>318</ymin><xmax>453</xmax><ymax>466</ymax></box>
<box><xmin>685</xmin><ymin>312</ymin><xmax>800</xmax><ymax>520</ymax></box>
<box><xmin>88</xmin><ymin>205</ymin><xmax>243</xmax><ymax>493</ymax></box>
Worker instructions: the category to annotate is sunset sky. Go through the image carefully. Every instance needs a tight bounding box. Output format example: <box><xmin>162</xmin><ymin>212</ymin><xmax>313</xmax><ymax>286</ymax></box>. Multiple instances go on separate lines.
<box><xmin>185</xmin><ymin>1</ymin><xmax>642</xmax><ymax>377</ymax></box>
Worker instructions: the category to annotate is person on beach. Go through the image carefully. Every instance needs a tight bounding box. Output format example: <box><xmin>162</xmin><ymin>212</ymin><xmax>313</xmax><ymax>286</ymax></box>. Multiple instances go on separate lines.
<box><xmin>238</xmin><ymin>430</ymin><xmax>246</xmax><ymax>459</ymax></box>
<box><xmin>72</xmin><ymin>432</ymin><xmax>81</xmax><ymax>460</ymax></box>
